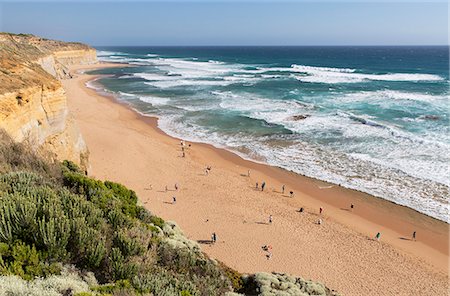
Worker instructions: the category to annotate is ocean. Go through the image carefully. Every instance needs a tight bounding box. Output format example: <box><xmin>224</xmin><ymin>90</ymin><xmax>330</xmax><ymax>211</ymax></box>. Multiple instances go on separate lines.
<box><xmin>88</xmin><ymin>46</ymin><xmax>449</xmax><ymax>222</ymax></box>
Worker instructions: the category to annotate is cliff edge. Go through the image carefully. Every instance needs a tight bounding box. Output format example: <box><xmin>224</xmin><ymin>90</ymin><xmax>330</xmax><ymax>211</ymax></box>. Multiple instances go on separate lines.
<box><xmin>0</xmin><ymin>33</ymin><xmax>96</xmax><ymax>170</ymax></box>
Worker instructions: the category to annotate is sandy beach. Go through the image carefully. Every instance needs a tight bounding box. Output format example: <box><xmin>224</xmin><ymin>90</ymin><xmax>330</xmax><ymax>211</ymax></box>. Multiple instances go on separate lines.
<box><xmin>64</xmin><ymin>62</ymin><xmax>449</xmax><ymax>295</ymax></box>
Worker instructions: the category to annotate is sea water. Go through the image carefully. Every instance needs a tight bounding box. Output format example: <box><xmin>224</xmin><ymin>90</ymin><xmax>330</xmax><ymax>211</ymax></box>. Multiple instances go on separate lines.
<box><xmin>88</xmin><ymin>46</ymin><xmax>449</xmax><ymax>222</ymax></box>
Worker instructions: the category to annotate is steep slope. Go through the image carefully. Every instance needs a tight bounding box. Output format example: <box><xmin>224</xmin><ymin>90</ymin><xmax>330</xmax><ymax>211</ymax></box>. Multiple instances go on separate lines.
<box><xmin>0</xmin><ymin>33</ymin><xmax>96</xmax><ymax>170</ymax></box>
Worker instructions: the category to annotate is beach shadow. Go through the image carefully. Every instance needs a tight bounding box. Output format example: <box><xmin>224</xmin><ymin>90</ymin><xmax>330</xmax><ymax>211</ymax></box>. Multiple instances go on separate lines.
<box><xmin>272</xmin><ymin>190</ymin><xmax>281</xmax><ymax>194</ymax></box>
<box><xmin>399</xmin><ymin>237</ymin><xmax>412</xmax><ymax>241</ymax></box>
<box><xmin>340</xmin><ymin>208</ymin><xmax>350</xmax><ymax>211</ymax></box>
<box><xmin>240</xmin><ymin>173</ymin><xmax>249</xmax><ymax>177</ymax></box>
<box><xmin>197</xmin><ymin>240</ymin><xmax>213</xmax><ymax>245</ymax></box>
<box><xmin>255</xmin><ymin>221</ymin><xmax>269</xmax><ymax>225</ymax></box>
<box><xmin>163</xmin><ymin>201</ymin><xmax>174</xmax><ymax>205</ymax></box>
<box><xmin>281</xmin><ymin>194</ymin><xmax>291</xmax><ymax>198</ymax></box>
<box><xmin>156</xmin><ymin>190</ymin><xmax>167</xmax><ymax>193</ymax></box>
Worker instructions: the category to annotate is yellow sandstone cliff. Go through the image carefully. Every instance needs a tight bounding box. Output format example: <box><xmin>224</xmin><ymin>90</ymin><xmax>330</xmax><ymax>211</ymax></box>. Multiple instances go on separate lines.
<box><xmin>0</xmin><ymin>33</ymin><xmax>97</xmax><ymax>170</ymax></box>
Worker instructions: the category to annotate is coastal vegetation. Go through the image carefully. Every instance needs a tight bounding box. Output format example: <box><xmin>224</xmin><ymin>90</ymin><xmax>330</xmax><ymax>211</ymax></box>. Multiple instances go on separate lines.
<box><xmin>0</xmin><ymin>130</ymin><xmax>337</xmax><ymax>295</ymax></box>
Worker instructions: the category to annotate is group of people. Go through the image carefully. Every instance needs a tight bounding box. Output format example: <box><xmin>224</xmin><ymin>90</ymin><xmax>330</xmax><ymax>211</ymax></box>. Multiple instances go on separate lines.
<box><xmin>180</xmin><ymin>140</ymin><xmax>191</xmax><ymax>158</ymax></box>
<box><xmin>261</xmin><ymin>245</ymin><xmax>273</xmax><ymax>260</ymax></box>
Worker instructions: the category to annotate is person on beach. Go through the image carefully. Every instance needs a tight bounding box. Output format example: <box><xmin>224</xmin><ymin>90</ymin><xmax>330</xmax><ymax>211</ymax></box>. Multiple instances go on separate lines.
<box><xmin>317</xmin><ymin>218</ymin><xmax>322</xmax><ymax>225</ymax></box>
<box><xmin>375</xmin><ymin>232</ymin><xmax>381</xmax><ymax>241</ymax></box>
<box><xmin>247</xmin><ymin>169</ymin><xmax>251</xmax><ymax>177</ymax></box>
<box><xmin>205</xmin><ymin>168</ymin><xmax>209</xmax><ymax>175</ymax></box>
<box><xmin>282</xmin><ymin>185</ymin><xmax>285</xmax><ymax>194</ymax></box>
<box><xmin>174</xmin><ymin>183</ymin><xmax>179</xmax><ymax>191</ymax></box>
<box><xmin>269</xmin><ymin>215</ymin><xmax>273</xmax><ymax>224</ymax></box>
<box><xmin>172</xmin><ymin>196</ymin><xmax>177</xmax><ymax>204</ymax></box>
<box><xmin>266</xmin><ymin>251</ymin><xmax>272</xmax><ymax>260</ymax></box>
<box><xmin>211</xmin><ymin>232</ymin><xmax>217</xmax><ymax>244</ymax></box>
<box><xmin>412</xmin><ymin>231</ymin><xmax>416</xmax><ymax>241</ymax></box>
<box><xmin>182</xmin><ymin>151</ymin><xmax>185</xmax><ymax>157</ymax></box>
<box><xmin>319</xmin><ymin>207</ymin><xmax>323</xmax><ymax>215</ymax></box>
<box><xmin>289</xmin><ymin>191</ymin><xmax>294</xmax><ymax>198</ymax></box>
<box><xmin>261</xmin><ymin>181</ymin><xmax>266</xmax><ymax>191</ymax></box>
<box><xmin>299</xmin><ymin>207</ymin><xmax>304</xmax><ymax>213</ymax></box>
<box><xmin>165</xmin><ymin>185</ymin><xmax>168</xmax><ymax>192</ymax></box>
<box><xmin>350</xmin><ymin>204</ymin><xmax>354</xmax><ymax>211</ymax></box>
<box><xmin>148</xmin><ymin>184</ymin><xmax>153</xmax><ymax>190</ymax></box>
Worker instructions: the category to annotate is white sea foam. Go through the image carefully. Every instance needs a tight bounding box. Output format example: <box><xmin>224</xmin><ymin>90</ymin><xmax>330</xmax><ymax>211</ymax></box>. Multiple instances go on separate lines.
<box><xmin>146</xmin><ymin>53</ymin><xmax>158</xmax><ymax>57</ymax></box>
<box><xmin>291</xmin><ymin>65</ymin><xmax>444</xmax><ymax>84</ymax></box>
<box><xmin>138</xmin><ymin>96</ymin><xmax>170</xmax><ymax>106</ymax></box>
<box><xmin>133</xmin><ymin>72</ymin><xmax>179</xmax><ymax>81</ymax></box>
<box><xmin>149</xmin><ymin>58</ymin><xmax>235</xmax><ymax>79</ymax></box>
<box><xmin>209</xmin><ymin>60</ymin><xmax>225</xmax><ymax>64</ymax></box>
<box><xmin>144</xmin><ymin>79</ymin><xmax>232</xmax><ymax>88</ymax></box>
<box><xmin>96</xmin><ymin>50</ymin><xmax>126</xmax><ymax>57</ymax></box>
<box><xmin>291</xmin><ymin>65</ymin><xmax>356</xmax><ymax>73</ymax></box>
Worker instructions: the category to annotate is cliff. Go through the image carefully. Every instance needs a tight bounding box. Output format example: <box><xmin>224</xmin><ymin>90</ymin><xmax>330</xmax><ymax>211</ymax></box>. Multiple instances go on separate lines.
<box><xmin>0</xmin><ymin>33</ymin><xmax>96</xmax><ymax>170</ymax></box>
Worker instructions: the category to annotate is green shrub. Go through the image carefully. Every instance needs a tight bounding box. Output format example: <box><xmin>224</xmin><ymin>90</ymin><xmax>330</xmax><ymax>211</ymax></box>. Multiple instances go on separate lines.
<box><xmin>149</xmin><ymin>216</ymin><xmax>165</xmax><ymax>229</ymax></box>
<box><xmin>219</xmin><ymin>261</ymin><xmax>244</xmax><ymax>292</ymax></box>
<box><xmin>62</xmin><ymin>160</ymin><xmax>84</xmax><ymax>174</ymax></box>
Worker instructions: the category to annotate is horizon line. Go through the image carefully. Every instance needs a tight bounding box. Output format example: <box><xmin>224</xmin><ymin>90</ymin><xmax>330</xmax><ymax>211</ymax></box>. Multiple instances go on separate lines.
<box><xmin>93</xmin><ymin>44</ymin><xmax>449</xmax><ymax>47</ymax></box>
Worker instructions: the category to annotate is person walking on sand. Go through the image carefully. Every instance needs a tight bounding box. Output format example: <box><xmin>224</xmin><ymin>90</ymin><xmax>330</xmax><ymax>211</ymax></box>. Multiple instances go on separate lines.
<box><xmin>261</xmin><ymin>181</ymin><xmax>266</xmax><ymax>191</ymax></box>
<box><xmin>269</xmin><ymin>215</ymin><xmax>273</xmax><ymax>224</ymax></box>
<box><xmin>412</xmin><ymin>231</ymin><xmax>416</xmax><ymax>241</ymax></box>
<box><xmin>175</xmin><ymin>183</ymin><xmax>179</xmax><ymax>191</ymax></box>
<box><xmin>317</xmin><ymin>218</ymin><xmax>322</xmax><ymax>225</ymax></box>
<box><xmin>289</xmin><ymin>191</ymin><xmax>294</xmax><ymax>198</ymax></box>
<box><xmin>211</xmin><ymin>232</ymin><xmax>217</xmax><ymax>244</ymax></box>
<box><xmin>375</xmin><ymin>232</ymin><xmax>381</xmax><ymax>241</ymax></box>
<box><xmin>319</xmin><ymin>207</ymin><xmax>323</xmax><ymax>215</ymax></box>
<box><xmin>299</xmin><ymin>207</ymin><xmax>304</xmax><ymax>213</ymax></box>
<box><xmin>172</xmin><ymin>196</ymin><xmax>177</xmax><ymax>204</ymax></box>
<box><xmin>205</xmin><ymin>168</ymin><xmax>209</xmax><ymax>175</ymax></box>
<box><xmin>247</xmin><ymin>169</ymin><xmax>251</xmax><ymax>177</ymax></box>
<box><xmin>350</xmin><ymin>204</ymin><xmax>354</xmax><ymax>211</ymax></box>
<box><xmin>282</xmin><ymin>184</ymin><xmax>285</xmax><ymax>194</ymax></box>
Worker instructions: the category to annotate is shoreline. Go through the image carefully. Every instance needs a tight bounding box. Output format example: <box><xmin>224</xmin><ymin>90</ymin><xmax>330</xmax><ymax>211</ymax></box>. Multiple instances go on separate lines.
<box><xmin>84</xmin><ymin>65</ymin><xmax>448</xmax><ymax>226</ymax></box>
<box><xmin>64</xmin><ymin>62</ymin><xmax>449</xmax><ymax>295</ymax></box>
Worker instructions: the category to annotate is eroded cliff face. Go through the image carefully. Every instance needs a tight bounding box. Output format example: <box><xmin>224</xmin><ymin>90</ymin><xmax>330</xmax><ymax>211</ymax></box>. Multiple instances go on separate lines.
<box><xmin>0</xmin><ymin>33</ymin><xmax>96</xmax><ymax>170</ymax></box>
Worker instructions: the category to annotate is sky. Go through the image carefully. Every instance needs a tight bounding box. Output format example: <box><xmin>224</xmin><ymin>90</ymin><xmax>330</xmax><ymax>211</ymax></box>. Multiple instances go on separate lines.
<box><xmin>0</xmin><ymin>1</ymin><xmax>448</xmax><ymax>46</ymax></box>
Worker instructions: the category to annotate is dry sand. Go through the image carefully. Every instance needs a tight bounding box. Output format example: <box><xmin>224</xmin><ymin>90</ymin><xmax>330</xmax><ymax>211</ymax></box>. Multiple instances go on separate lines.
<box><xmin>64</xmin><ymin>62</ymin><xmax>449</xmax><ymax>295</ymax></box>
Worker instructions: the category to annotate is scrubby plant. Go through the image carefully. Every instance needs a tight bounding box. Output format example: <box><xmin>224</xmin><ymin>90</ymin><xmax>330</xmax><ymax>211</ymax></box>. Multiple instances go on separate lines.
<box><xmin>242</xmin><ymin>272</ymin><xmax>339</xmax><ymax>296</ymax></box>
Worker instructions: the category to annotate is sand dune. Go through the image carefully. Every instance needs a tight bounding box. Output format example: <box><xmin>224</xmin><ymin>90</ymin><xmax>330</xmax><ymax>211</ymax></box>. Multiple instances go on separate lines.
<box><xmin>64</xmin><ymin>63</ymin><xmax>449</xmax><ymax>296</ymax></box>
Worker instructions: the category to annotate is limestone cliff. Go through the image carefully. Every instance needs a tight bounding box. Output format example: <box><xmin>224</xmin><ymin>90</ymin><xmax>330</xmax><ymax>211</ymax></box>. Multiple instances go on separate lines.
<box><xmin>0</xmin><ymin>33</ymin><xmax>96</xmax><ymax>170</ymax></box>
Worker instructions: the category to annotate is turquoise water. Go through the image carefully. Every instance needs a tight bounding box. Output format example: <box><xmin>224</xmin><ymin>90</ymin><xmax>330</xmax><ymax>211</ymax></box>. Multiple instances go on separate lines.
<box><xmin>88</xmin><ymin>46</ymin><xmax>449</xmax><ymax>222</ymax></box>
